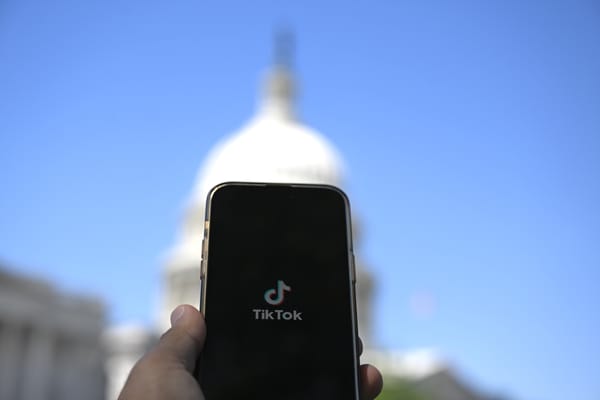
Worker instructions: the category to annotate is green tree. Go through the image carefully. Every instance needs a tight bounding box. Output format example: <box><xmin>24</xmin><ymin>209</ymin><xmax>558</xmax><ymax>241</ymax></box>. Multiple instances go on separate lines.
<box><xmin>376</xmin><ymin>378</ymin><xmax>430</xmax><ymax>400</ymax></box>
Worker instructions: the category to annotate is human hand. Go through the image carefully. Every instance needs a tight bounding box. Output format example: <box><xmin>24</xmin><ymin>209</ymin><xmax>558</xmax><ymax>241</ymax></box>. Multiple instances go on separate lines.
<box><xmin>119</xmin><ymin>304</ymin><xmax>383</xmax><ymax>400</ymax></box>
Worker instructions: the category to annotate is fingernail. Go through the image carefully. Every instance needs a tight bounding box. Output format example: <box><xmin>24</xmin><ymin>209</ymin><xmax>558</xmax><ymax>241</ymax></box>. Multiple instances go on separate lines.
<box><xmin>170</xmin><ymin>305</ymin><xmax>186</xmax><ymax>327</ymax></box>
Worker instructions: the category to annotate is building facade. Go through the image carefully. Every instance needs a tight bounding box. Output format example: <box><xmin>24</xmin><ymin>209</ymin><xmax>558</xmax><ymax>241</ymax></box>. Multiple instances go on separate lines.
<box><xmin>0</xmin><ymin>266</ymin><xmax>106</xmax><ymax>400</ymax></box>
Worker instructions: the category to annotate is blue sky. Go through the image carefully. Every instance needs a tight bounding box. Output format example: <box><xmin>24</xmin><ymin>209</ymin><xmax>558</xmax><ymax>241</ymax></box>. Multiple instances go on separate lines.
<box><xmin>1</xmin><ymin>1</ymin><xmax>599</xmax><ymax>399</ymax></box>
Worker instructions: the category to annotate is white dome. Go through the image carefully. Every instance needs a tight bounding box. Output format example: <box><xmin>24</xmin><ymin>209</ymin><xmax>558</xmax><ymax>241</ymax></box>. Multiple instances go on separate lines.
<box><xmin>192</xmin><ymin>66</ymin><xmax>344</xmax><ymax>205</ymax></box>
<box><xmin>194</xmin><ymin>115</ymin><xmax>344</xmax><ymax>204</ymax></box>
<box><xmin>170</xmin><ymin>65</ymin><xmax>346</xmax><ymax>259</ymax></box>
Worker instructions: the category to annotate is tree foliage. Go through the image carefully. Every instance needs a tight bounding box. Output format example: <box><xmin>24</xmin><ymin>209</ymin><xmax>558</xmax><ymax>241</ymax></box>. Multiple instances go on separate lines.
<box><xmin>376</xmin><ymin>378</ymin><xmax>430</xmax><ymax>400</ymax></box>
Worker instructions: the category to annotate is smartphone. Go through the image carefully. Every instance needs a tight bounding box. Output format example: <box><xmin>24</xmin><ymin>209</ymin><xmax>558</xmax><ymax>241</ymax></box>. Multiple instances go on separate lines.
<box><xmin>197</xmin><ymin>182</ymin><xmax>360</xmax><ymax>400</ymax></box>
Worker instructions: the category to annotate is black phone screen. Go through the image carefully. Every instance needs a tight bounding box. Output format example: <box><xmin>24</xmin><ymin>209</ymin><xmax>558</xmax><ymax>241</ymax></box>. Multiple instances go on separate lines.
<box><xmin>197</xmin><ymin>183</ymin><xmax>359</xmax><ymax>400</ymax></box>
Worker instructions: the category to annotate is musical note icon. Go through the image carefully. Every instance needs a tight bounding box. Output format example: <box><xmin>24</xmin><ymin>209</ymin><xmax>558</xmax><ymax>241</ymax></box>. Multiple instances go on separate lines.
<box><xmin>264</xmin><ymin>280</ymin><xmax>291</xmax><ymax>305</ymax></box>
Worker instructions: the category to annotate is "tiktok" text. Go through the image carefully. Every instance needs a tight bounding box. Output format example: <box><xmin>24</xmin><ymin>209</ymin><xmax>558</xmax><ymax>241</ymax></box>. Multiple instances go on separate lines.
<box><xmin>252</xmin><ymin>309</ymin><xmax>303</xmax><ymax>321</ymax></box>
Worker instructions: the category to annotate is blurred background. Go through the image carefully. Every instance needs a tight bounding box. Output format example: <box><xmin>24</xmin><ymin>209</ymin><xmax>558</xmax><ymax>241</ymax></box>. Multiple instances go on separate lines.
<box><xmin>1</xmin><ymin>0</ymin><xmax>599</xmax><ymax>399</ymax></box>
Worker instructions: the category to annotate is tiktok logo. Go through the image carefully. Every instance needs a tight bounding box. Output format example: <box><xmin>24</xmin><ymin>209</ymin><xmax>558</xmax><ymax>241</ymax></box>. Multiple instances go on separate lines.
<box><xmin>253</xmin><ymin>280</ymin><xmax>302</xmax><ymax>321</ymax></box>
<box><xmin>264</xmin><ymin>280</ymin><xmax>291</xmax><ymax>305</ymax></box>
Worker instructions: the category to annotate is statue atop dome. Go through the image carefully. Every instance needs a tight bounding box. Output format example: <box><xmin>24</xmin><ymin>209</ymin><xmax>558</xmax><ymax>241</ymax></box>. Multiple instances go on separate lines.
<box><xmin>261</xmin><ymin>29</ymin><xmax>297</xmax><ymax>121</ymax></box>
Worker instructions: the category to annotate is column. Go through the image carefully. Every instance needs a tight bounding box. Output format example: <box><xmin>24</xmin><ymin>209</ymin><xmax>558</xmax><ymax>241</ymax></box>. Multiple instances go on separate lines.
<box><xmin>0</xmin><ymin>322</ymin><xmax>23</xmax><ymax>399</ymax></box>
<box><xmin>21</xmin><ymin>327</ymin><xmax>55</xmax><ymax>400</ymax></box>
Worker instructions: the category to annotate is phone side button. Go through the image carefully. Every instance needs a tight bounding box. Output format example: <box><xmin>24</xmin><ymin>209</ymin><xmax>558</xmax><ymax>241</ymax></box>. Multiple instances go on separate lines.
<box><xmin>351</xmin><ymin>253</ymin><xmax>357</xmax><ymax>283</ymax></box>
<box><xmin>200</xmin><ymin>239</ymin><xmax>206</xmax><ymax>279</ymax></box>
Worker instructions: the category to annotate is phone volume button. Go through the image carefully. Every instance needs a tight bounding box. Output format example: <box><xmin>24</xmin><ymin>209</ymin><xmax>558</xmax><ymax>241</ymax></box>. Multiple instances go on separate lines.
<box><xmin>351</xmin><ymin>253</ymin><xmax>357</xmax><ymax>283</ymax></box>
<box><xmin>200</xmin><ymin>238</ymin><xmax>207</xmax><ymax>278</ymax></box>
<box><xmin>202</xmin><ymin>238</ymin><xmax>207</xmax><ymax>258</ymax></box>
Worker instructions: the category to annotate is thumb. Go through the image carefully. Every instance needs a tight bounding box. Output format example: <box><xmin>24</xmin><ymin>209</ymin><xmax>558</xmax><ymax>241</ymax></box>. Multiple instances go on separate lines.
<box><xmin>155</xmin><ymin>304</ymin><xmax>206</xmax><ymax>371</ymax></box>
<box><xmin>119</xmin><ymin>306</ymin><xmax>206</xmax><ymax>399</ymax></box>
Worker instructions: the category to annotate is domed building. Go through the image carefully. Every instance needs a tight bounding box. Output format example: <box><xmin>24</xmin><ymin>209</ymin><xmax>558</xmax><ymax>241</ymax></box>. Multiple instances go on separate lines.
<box><xmin>158</xmin><ymin>47</ymin><xmax>374</xmax><ymax>343</ymax></box>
